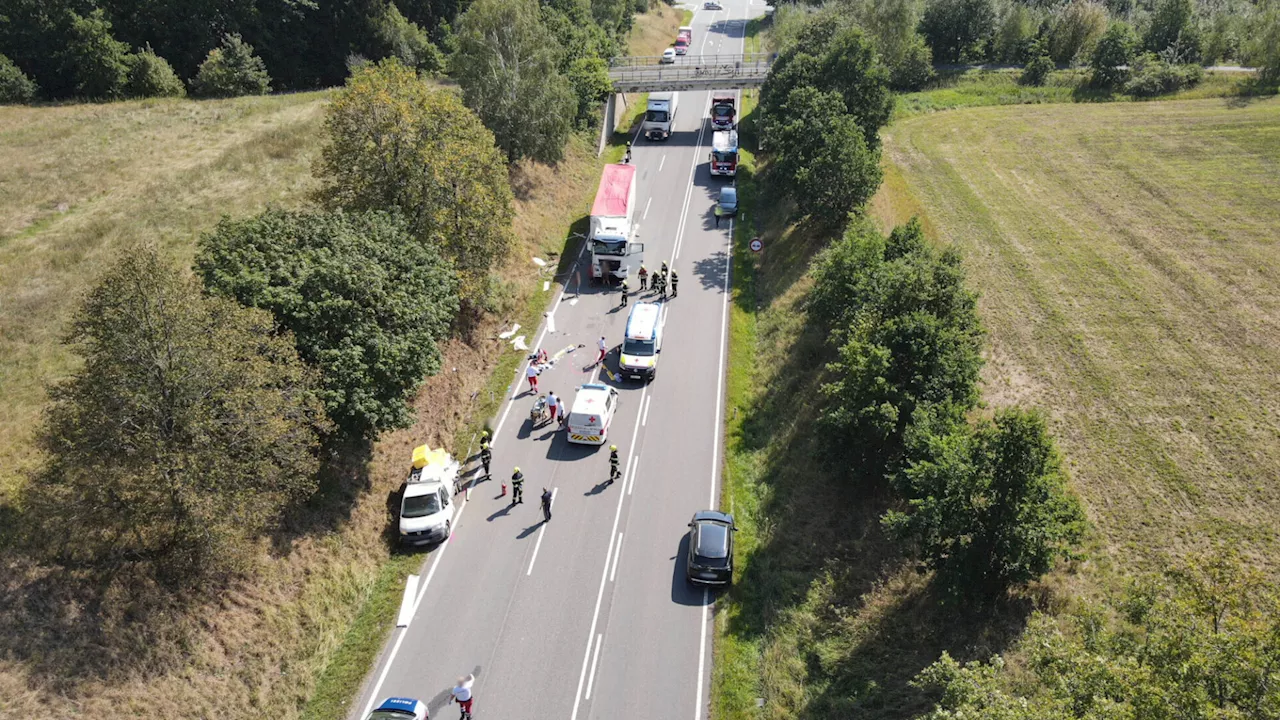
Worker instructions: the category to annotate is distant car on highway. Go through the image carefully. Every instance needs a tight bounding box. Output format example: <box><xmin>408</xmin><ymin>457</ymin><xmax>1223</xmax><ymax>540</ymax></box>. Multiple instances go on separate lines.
<box><xmin>704</xmin><ymin>1</ymin><xmax>723</xmax><ymax>8</ymax></box>
<box><xmin>686</xmin><ymin>511</ymin><xmax>736</xmax><ymax>585</ymax></box>
<box><xmin>366</xmin><ymin>697</ymin><xmax>427</xmax><ymax>720</ymax></box>
<box><xmin>661</xmin><ymin>47</ymin><xmax>676</xmax><ymax>64</ymax></box>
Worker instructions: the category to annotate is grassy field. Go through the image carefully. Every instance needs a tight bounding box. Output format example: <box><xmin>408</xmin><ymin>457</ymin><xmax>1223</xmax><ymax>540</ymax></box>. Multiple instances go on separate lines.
<box><xmin>715</xmin><ymin>90</ymin><xmax>1280</xmax><ymax>718</ymax></box>
<box><xmin>881</xmin><ymin>97</ymin><xmax>1280</xmax><ymax>573</ymax></box>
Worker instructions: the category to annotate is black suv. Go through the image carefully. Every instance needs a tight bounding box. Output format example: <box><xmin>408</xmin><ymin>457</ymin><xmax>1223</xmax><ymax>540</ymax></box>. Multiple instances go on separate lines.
<box><xmin>686</xmin><ymin>511</ymin><xmax>736</xmax><ymax>585</ymax></box>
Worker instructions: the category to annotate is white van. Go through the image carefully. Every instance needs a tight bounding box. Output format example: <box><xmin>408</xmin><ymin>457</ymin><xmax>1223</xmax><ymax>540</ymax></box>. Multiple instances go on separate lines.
<box><xmin>619</xmin><ymin>302</ymin><xmax>662</xmax><ymax>382</ymax></box>
<box><xmin>567</xmin><ymin>383</ymin><xmax>620</xmax><ymax>445</ymax></box>
<box><xmin>399</xmin><ymin>445</ymin><xmax>457</xmax><ymax>546</ymax></box>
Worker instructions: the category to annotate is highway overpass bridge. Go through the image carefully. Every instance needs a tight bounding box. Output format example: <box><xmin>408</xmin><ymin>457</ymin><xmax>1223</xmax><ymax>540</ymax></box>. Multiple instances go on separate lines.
<box><xmin>607</xmin><ymin>52</ymin><xmax>775</xmax><ymax>92</ymax></box>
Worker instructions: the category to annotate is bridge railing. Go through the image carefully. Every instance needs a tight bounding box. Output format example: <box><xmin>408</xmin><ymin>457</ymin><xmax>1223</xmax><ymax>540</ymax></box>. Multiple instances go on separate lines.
<box><xmin>607</xmin><ymin>52</ymin><xmax>777</xmax><ymax>70</ymax></box>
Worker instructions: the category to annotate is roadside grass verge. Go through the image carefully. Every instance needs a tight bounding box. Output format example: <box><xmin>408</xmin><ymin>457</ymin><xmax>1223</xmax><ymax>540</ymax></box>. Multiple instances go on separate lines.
<box><xmin>630</xmin><ymin>2</ymin><xmax>682</xmax><ymax>58</ymax></box>
<box><xmin>879</xmin><ymin>97</ymin><xmax>1280</xmax><ymax>575</ymax></box>
<box><xmin>892</xmin><ymin>66</ymin><xmax>1251</xmax><ymax>120</ymax></box>
<box><xmin>683</xmin><ymin>8</ymin><xmax>694</xmax><ymax>25</ymax></box>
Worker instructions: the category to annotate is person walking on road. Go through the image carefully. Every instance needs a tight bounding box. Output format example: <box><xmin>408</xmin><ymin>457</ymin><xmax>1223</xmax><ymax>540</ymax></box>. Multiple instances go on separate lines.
<box><xmin>619</xmin><ymin>279</ymin><xmax>629</xmax><ymax>308</ymax></box>
<box><xmin>479</xmin><ymin>435</ymin><xmax>492</xmax><ymax>479</ymax></box>
<box><xmin>609</xmin><ymin>444</ymin><xmax>621</xmax><ymax>485</ymax></box>
<box><xmin>541</xmin><ymin>487</ymin><xmax>553</xmax><ymax>522</ymax></box>
<box><xmin>546</xmin><ymin>391</ymin><xmax>559</xmax><ymax>423</ymax></box>
<box><xmin>526</xmin><ymin>363</ymin><xmax>539</xmax><ymax>394</ymax></box>
<box><xmin>510</xmin><ymin>467</ymin><xmax>524</xmax><ymax>505</ymax></box>
<box><xmin>596</xmin><ymin>336</ymin><xmax>608</xmax><ymax>366</ymax></box>
<box><xmin>670</xmin><ymin>270</ymin><xmax>678</xmax><ymax>298</ymax></box>
<box><xmin>660</xmin><ymin>261</ymin><xmax>669</xmax><ymax>280</ymax></box>
<box><xmin>638</xmin><ymin>265</ymin><xmax>649</xmax><ymax>290</ymax></box>
<box><xmin>657</xmin><ymin>272</ymin><xmax>667</xmax><ymax>301</ymax></box>
<box><xmin>624</xmin><ymin>141</ymin><xmax>632</xmax><ymax>164</ymax></box>
<box><xmin>450</xmin><ymin>674</ymin><xmax>475</xmax><ymax>720</ymax></box>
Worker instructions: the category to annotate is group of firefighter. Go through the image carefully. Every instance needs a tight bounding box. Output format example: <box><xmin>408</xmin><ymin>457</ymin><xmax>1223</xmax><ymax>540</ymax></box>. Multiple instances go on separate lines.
<box><xmin>619</xmin><ymin>260</ymin><xmax>677</xmax><ymax>308</ymax></box>
<box><xmin>474</xmin><ymin>431</ymin><xmax>621</xmax><ymax>522</ymax></box>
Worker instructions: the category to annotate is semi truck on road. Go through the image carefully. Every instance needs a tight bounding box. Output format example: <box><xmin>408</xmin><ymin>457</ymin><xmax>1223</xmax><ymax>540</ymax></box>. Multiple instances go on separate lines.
<box><xmin>589</xmin><ymin>163</ymin><xmax>644</xmax><ymax>283</ymax></box>
<box><xmin>643</xmin><ymin>92</ymin><xmax>678</xmax><ymax>140</ymax></box>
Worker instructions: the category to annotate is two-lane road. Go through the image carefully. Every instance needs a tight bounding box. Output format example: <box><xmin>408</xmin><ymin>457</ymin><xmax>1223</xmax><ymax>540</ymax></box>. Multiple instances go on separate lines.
<box><xmin>351</xmin><ymin>4</ymin><xmax>755</xmax><ymax>718</ymax></box>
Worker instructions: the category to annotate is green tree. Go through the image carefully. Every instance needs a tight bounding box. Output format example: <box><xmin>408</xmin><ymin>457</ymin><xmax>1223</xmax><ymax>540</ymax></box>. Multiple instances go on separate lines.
<box><xmin>1091</xmin><ymin>21</ymin><xmax>1138</xmax><ymax>86</ymax></box>
<box><xmin>817</xmin><ymin>25</ymin><xmax>894</xmax><ymax>147</ymax></box>
<box><xmin>768</xmin><ymin>87</ymin><xmax>882</xmax><ymax>227</ymax></box>
<box><xmin>313</xmin><ymin>60</ymin><xmax>514</xmax><ymax>307</ymax></box>
<box><xmin>886</xmin><ymin>408</ymin><xmax>1086</xmax><ymax>598</ymax></box>
<box><xmin>1245</xmin><ymin>1</ymin><xmax>1280</xmax><ymax>89</ymax></box>
<box><xmin>1144</xmin><ymin>0</ymin><xmax>1201</xmax><ymax>60</ymax></box>
<box><xmin>451</xmin><ymin>0</ymin><xmax>576</xmax><ymax>163</ymax></box>
<box><xmin>1020</xmin><ymin>38</ymin><xmax>1055</xmax><ymax>85</ymax></box>
<box><xmin>372</xmin><ymin>2</ymin><xmax>445</xmax><ymax>75</ymax></box>
<box><xmin>22</xmin><ymin>245</ymin><xmax>323</xmax><ymax>588</ymax></box>
<box><xmin>63</xmin><ymin>9</ymin><xmax>132</xmax><ymax>99</ymax></box>
<box><xmin>566</xmin><ymin>56</ymin><xmax>613</xmax><ymax>128</ymax></box>
<box><xmin>192</xmin><ymin>33</ymin><xmax>271</xmax><ymax>97</ymax></box>
<box><xmin>0</xmin><ymin>53</ymin><xmax>38</xmax><ymax>103</ymax></box>
<box><xmin>1048</xmin><ymin>0</ymin><xmax>1108</xmax><ymax>64</ymax></box>
<box><xmin>994</xmin><ymin>5</ymin><xmax>1038</xmax><ymax>63</ymax></box>
<box><xmin>920</xmin><ymin>0</ymin><xmax>997</xmax><ymax>63</ymax></box>
<box><xmin>814</xmin><ymin>219</ymin><xmax>984</xmax><ymax>473</ymax></box>
<box><xmin>197</xmin><ymin>209</ymin><xmax>460</xmax><ymax>443</ymax></box>
<box><xmin>852</xmin><ymin>0</ymin><xmax>938</xmax><ymax>89</ymax></box>
<box><xmin>125</xmin><ymin>45</ymin><xmax>186</xmax><ymax>97</ymax></box>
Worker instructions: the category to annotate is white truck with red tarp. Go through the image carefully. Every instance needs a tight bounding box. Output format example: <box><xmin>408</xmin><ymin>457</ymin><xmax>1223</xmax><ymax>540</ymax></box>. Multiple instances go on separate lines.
<box><xmin>710</xmin><ymin>94</ymin><xmax>736</xmax><ymax>129</ymax></box>
<box><xmin>589</xmin><ymin>163</ymin><xmax>644</xmax><ymax>283</ymax></box>
<box><xmin>709</xmin><ymin>130</ymin><xmax>739</xmax><ymax>177</ymax></box>
<box><xmin>675</xmin><ymin>26</ymin><xmax>692</xmax><ymax>54</ymax></box>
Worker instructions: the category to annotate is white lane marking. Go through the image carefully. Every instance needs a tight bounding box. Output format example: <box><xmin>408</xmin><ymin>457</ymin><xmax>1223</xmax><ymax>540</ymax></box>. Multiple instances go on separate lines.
<box><xmin>395</xmin><ymin>574</ymin><xmax>419</xmax><ymax>627</ymax></box>
<box><xmin>362</xmin><ymin>495</ymin><xmax>472</xmax><ymax>718</ymax></box>
<box><xmin>659</xmin><ymin>155</ymin><xmax>666</xmax><ymax>172</ymax></box>
<box><xmin>585</xmin><ymin>632</ymin><xmax>605</xmax><ymax>700</ymax></box>
<box><xmin>696</xmin><ymin>11</ymin><xmax>745</xmax><ymax>720</ymax></box>
<box><xmin>609</xmin><ymin>532</ymin><xmax>624</xmax><ymax>582</ymax></box>
<box><xmin>643</xmin><ymin>196</ymin><xmax>653</xmax><ymax>220</ymax></box>
<box><xmin>669</xmin><ymin>99</ymin><xmax>711</xmax><ymax>265</ymax></box>
<box><xmin>570</xmin><ymin>383</ymin><xmax>649</xmax><ymax>720</ymax></box>
<box><xmin>627</xmin><ymin>454</ymin><xmax>640</xmax><ymax>496</ymax></box>
<box><xmin>547</xmin><ymin>313</ymin><xmax>556</xmax><ymax>334</ymax></box>
<box><xmin>526</xmin><ymin>487</ymin><xmax>558</xmax><ymax>575</ymax></box>
<box><xmin>642</xmin><ymin>396</ymin><xmax>652</xmax><ymax>426</ymax></box>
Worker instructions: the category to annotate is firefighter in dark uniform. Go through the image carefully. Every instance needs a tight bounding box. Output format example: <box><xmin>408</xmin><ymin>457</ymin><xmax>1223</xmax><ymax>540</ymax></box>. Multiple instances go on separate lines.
<box><xmin>511</xmin><ymin>467</ymin><xmax>525</xmax><ymax>505</ymax></box>
<box><xmin>479</xmin><ymin>432</ymin><xmax>492</xmax><ymax>479</ymax></box>
<box><xmin>609</xmin><ymin>445</ymin><xmax>621</xmax><ymax>484</ymax></box>
<box><xmin>670</xmin><ymin>270</ymin><xmax>678</xmax><ymax>298</ymax></box>
<box><xmin>620</xmin><ymin>279</ymin><xmax>629</xmax><ymax>308</ymax></box>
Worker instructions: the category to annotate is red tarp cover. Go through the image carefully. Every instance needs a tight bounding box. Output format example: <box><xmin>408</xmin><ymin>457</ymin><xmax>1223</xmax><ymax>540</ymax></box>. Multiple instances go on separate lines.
<box><xmin>591</xmin><ymin>163</ymin><xmax>635</xmax><ymax>218</ymax></box>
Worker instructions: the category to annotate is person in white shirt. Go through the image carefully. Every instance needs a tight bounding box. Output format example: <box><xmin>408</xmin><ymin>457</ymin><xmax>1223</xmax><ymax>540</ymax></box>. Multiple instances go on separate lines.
<box><xmin>525</xmin><ymin>363</ymin><xmax>539</xmax><ymax>393</ymax></box>
<box><xmin>450</xmin><ymin>673</ymin><xmax>475</xmax><ymax>719</ymax></box>
<box><xmin>596</xmin><ymin>335</ymin><xmax>608</xmax><ymax>365</ymax></box>
<box><xmin>546</xmin><ymin>391</ymin><xmax>559</xmax><ymax>422</ymax></box>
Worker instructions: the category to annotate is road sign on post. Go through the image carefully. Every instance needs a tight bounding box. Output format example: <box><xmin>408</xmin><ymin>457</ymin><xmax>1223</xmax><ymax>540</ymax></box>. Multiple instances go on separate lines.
<box><xmin>749</xmin><ymin>237</ymin><xmax>763</xmax><ymax>253</ymax></box>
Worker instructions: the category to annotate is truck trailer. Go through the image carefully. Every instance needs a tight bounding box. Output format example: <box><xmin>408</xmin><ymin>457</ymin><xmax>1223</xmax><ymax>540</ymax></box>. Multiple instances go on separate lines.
<box><xmin>589</xmin><ymin>163</ymin><xmax>644</xmax><ymax>282</ymax></box>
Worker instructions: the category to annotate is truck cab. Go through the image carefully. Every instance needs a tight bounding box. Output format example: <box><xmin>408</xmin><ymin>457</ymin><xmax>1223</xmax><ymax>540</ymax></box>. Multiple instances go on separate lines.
<box><xmin>675</xmin><ymin>26</ymin><xmax>692</xmax><ymax>55</ymax></box>
<box><xmin>710</xmin><ymin>94</ymin><xmax>736</xmax><ymax>130</ymax></box>
<box><xmin>709</xmin><ymin>130</ymin><xmax>739</xmax><ymax>177</ymax></box>
<box><xmin>643</xmin><ymin>92</ymin><xmax>678</xmax><ymax>141</ymax></box>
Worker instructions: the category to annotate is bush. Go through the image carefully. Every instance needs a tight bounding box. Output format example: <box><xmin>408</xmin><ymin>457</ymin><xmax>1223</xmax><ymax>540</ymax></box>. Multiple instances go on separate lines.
<box><xmin>63</xmin><ymin>9</ymin><xmax>131</xmax><ymax>99</ymax></box>
<box><xmin>1020</xmin><ymin>42</ymin><xmax>1055</xmax><ymax>85</ymax></box>
<box><xmin>22</xmin><ymin>245</ymin><xmax>324</xmax><ymax>588</ymax></box>
<box><xmin>1047</xmin><ymin>0</ymin><xmax>1108</xmax><ymax>64</ymax></box>
<box><xmin>192</xmin><ymin>33</ymin><xmax>271</xmax><ymax>98</ymax></box>
<box><xmin>920</xmin><ymin>0</ymin><xmax>998</xmax><ymax>63</ymax></box>
<box><xmin>197</xmin><ymin>209</ymin><xmax>460</xmax><ymax>443</ymax></box>
<box><xmin>1144</xmin><ymin>0</ymin><xmax>1201</xmax><ymax>61</ymax></box>
<box><xmin>890</xmin><ymin>34</ymin><xmax>936</xmax><ymax>90</ymax></box>
<box><xmin>812</xmin><ymin>218</ymin><xmax>984</xmax><ymax>474</ymax></box>
<box><xmin>567</xmin><ymin>56</ymin><xmax>613</xmax><ymax>128</ymax></box>
<box><xmin>0</xmin><ymin>53</ymin><xmax>37</xmax><ymax>103</ymax></box>
<box><xmin>1090</xmin><ymin>21</ymin><xmax>1138</xmax><ymax>87</ymax></box>
<box><xmin>1123</xmin><ymin>53</ymin><xmax>1203</xmax><ymax>95</ymax></box>
<box><xmin>769</xmin><ymin>87</ymin><xmax>883</xmax><ymax>227</ymax></box>
<box><xmin>993</xmin><ymin>5</ymin><xmax>1038</xmax><ymax>63</ymax></box>
<box><xmin>1244</xmin><ymin>3</ymin><xmax>1280</xmax><ymax>89</ymax></box>
<box><xmin>885</xmin><ymin>408</ymin><xmax>1086</xmax><ymax>599</ymax></box>
<box><xmin>125</xmin><ymin>46</ymin><xmax>186</xmax><ymax>98</ymax></box>
<box><xmin>373</xmin><ymin>3</ymin><xmax>444</xmax><ymax>75</ymax></box>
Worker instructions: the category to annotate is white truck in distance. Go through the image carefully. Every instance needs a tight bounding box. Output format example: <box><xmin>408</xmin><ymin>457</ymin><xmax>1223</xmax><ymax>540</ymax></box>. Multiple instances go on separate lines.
<box><xmin>643</xmin><ymin>92</ymin><xmax>678</xmax><ymax>141</ymax></box>
<box><xmin>589</xmin><ymin>163</ymin><xmax>644</xmax><ymax>282</ymax></box>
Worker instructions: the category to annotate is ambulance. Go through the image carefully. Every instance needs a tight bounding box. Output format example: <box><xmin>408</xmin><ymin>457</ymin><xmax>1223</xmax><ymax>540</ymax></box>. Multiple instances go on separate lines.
<box><xmin>619</xmin><ymin>302</ymin><xmax>663</xmax><ymax>382</ymax></box>
<box><xmin>566</xmin><ymin>383</ymin><xmax>620</xmax><ymax>445</ymax></box>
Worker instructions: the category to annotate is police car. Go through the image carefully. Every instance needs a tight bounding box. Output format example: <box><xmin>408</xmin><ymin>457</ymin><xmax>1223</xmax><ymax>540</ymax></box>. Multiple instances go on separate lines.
<box><xmin>366</xmin><ymin>697</ymin><xmax>427</xmax><ymax>720</ymax></box>
<box><xmin>566</xmin><ymin>383</ymin><xmax>620</xmax><ymax>445</ymax></box>
<box><xmin>619</xmin><ymin>302</ymin><xmax>662</xmax><ymax>382</ymax></box>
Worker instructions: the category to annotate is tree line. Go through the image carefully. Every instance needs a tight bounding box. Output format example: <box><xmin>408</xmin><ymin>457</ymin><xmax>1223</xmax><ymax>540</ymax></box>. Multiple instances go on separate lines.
<box><xmin>764</xmin><ymin>0</ymin><xmax>1280</xmax><ymax>94</ymax></box>
<box><xmin>0</xmin><ymin>0</ymin><xmax>634</xmax><ymax>114</ymax></box>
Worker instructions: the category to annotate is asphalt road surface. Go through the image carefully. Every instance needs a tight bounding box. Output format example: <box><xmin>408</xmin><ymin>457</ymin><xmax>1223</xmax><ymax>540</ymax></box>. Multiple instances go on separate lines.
<box><xmin>350</xmin><ymin>3</ymin><xmax>759</xmax><ymax>718</ymax></box>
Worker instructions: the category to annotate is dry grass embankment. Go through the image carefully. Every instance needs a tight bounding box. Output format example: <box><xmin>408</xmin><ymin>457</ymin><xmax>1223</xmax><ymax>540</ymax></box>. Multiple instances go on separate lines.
<box><xmin>0</xmin><ymin>53</ymin><xmax>653</xmax><ymax>717</ymax></box>
<box><xmin>880</xmin><ymin>97</ymin><xmax>1280</xmax><ymax>575</ymax></box>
